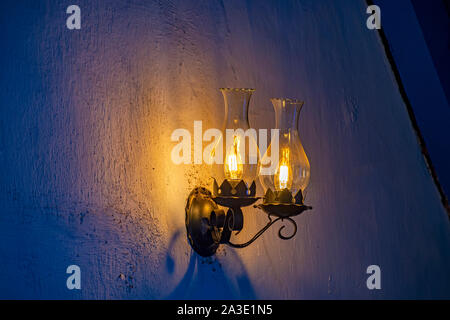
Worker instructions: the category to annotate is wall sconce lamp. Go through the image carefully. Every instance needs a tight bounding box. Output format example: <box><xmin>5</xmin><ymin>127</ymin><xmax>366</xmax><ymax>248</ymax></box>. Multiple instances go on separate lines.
<box><xmin>185</xmin><ymin>88</ymin><xmax>311</xmax><ymax>256</ymax></box>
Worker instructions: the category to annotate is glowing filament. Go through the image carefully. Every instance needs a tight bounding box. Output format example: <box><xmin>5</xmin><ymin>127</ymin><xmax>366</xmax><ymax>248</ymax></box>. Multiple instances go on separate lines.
<box><xmin>225</xmin><ymin>135</ymin><xmax>243</xmax><ymax>180</ymax></box>
<box><xmin>279</xmin><ymin>165</ymin><xmax>289</xmax><ymax>189</ymax></box>
<box><xmin>275</xmin><ymin>148</ymin><xmax>292</xmax><ymax>190</ymax></box>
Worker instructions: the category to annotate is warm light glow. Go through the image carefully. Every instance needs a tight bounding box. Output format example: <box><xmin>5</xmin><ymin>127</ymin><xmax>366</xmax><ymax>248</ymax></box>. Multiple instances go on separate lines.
<box><xmin>279</xmin><ymin>165</ymin><xmax>289</xmax><ymax>189</ymax></box>
<box><xmin>274</xmin><ymin>148</ymin><xmax>292</xmax><ymax>190</ymax></box>
<box><xmin>224</xmin><ymin>135</ymin><xmax>243</xmax><ymax>180</ymax></box>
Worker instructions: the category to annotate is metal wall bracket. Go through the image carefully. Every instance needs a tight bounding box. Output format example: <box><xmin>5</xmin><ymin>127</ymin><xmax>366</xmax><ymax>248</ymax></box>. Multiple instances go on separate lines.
<box><xmin>185</xmin><ymin>185</ymin><xmax>312</xmax><ymax>257</ymax></box>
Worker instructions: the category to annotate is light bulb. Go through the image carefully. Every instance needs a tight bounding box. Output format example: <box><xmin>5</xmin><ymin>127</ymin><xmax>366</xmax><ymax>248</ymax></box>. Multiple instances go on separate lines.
<box><xmin>224</xmin><ymin>135</ymin><xmax>243</xmax><ymax>181</ymax></box>
<box><xmin>274</xmin><ymin>148</ymin><xmax>293</xmax><ymax>190</ymax></box>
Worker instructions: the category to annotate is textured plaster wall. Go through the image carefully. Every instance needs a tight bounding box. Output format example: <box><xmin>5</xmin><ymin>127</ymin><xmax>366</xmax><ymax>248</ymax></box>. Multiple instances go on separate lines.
<box><xmin>0</xmin><ymin>0</ymin><xmax>449</xmax><ymax>299</ymax></box>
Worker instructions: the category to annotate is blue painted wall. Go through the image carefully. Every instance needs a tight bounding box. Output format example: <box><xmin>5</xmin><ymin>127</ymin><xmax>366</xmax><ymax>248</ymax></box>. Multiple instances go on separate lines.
<box><xmin>375</xmin><ymin>0</ymin><xmax>450</xmax><ymax>201</ymax></box>
<box><xmin>0</xmin><ymin>0</ymin><xmax>449</xmax><ymax>299</ymax></box>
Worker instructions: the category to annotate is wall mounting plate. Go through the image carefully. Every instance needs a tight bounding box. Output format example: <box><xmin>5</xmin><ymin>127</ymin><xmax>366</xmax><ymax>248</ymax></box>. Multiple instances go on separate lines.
<box><xmin>185</xmin><ymin>187</ymin><xmax>221</xmax><ymax>257</ymax></box>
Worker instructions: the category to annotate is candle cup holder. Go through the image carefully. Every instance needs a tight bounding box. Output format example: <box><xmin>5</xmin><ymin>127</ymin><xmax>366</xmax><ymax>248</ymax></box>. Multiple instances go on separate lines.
<box><xmin>255</xmin><ymin>189</ymin><xmax>312</xmax><ymax>218</ymax></box>
<box><xmin>211</xmin><ymin>178</ymin><xmax>259</xmax><ymax>208</ymax></box>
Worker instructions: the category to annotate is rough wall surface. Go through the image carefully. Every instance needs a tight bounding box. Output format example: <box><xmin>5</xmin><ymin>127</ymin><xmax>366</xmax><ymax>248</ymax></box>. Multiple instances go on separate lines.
<box><xmin>0</xmin><ymin>0</ymin><xmax>449</xmax><ymax>299</ymax></box>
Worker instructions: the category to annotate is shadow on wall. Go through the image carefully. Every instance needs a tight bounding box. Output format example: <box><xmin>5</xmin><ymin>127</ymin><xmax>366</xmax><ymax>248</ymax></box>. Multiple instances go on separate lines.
<box><xmin>164</xmin><ymin>229</ymin><xmax>256</xmax><ymax>299</ymax></box>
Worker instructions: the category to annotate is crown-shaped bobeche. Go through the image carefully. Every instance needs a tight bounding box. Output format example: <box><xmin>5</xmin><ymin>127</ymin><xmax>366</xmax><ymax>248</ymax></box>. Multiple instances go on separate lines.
<box><xmin>263</xmin><ymin>188</ymin><xmax>304</xmax><ymax>204</ymax></box>
<box><xmin>257</xmin><ymin>188</ymin><xmax>312</xmax><ymax>218</ymax></box>
<box><xmin>211</xmin><ymin>178</ymin><xmax>259</xmax><ymax>208</ymax></box>
<box><xmin>213</xmin><ymin>178</ymin><xmax>256</xmax><ymax>197</ymax></box>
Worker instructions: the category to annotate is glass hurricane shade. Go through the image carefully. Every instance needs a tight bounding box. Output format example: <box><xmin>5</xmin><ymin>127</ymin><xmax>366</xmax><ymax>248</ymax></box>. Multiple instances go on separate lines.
<box><xmin>208</xmin><ymin>88</ymin><xmax>260</xmax><ymax>188</ymax></box>
<box><xmin>210</xmin><ymin>88</ymin><xmax>260</xmax><ymax>187</ymax></box>
<box><xmin>259</xmin><ymin>98</ymin><xmax>310</xmax><ymax>196</ymax></box>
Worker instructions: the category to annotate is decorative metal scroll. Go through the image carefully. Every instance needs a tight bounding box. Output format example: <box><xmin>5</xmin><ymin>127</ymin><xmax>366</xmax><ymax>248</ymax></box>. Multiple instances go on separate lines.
<box><xmin>227</xmin><ymin>214</ymin><xmax>297</xmax><ymax>248</ymax></box>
